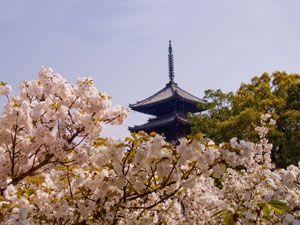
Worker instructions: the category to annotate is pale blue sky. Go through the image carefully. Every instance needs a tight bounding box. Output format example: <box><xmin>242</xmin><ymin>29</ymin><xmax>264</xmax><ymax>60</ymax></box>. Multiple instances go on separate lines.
<box><xmin>1</xmin><ymin>0</ymin><xmax>300</xmax><ymax>138</ymax></box>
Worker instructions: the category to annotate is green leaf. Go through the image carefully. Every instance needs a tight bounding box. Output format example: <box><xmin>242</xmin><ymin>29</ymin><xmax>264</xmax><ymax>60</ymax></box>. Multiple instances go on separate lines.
<box><xmin>224</xmin><ymin>213</ymin><xmax>236</xmax><ymax>225</ymax></box>
<box><xmin>1</xmin><ymin>203</ymin><xmax>10</xmax><ymax>208</ymax></box>
<box><xmin>236</xmin><ymin>208</ymin><xmax>245</xmax><ymax>213</ymax></box>
<box><xmin>151</xmin><ymin>184</ymin><xmax>161</xmax><ymax>191</ymax></box>
<box><xmin>212</xmin><ymin>210</ymin><xmax>224</xmax><ymax>217</ymax></box>
<box><xmin>124</xmin><ymin>137</ymin><xmax>132</xmax><ymax>142</ymax></box>
<box><xmin>158</xmin><ymin>157</ymin><xmax>170</xmax><ymax>163</ymax></box>
<box><xmin>261</xmin><ymin>205</ymin><xmax>272</xmax><ymax>216</ymax></box>
<box><xmin>267</xmin><ymin>200</ymin><xmax>290</xmax><ymax>214</ymax></box>
<box><xmin>0</xmin><ymin>81</ymin><xmax>7</xmax><ymax>86</ymax></box>
<box><xmin>149</xmin><ymin>131</ymin><xmax>157</xmax><ymax>136</ymax></box>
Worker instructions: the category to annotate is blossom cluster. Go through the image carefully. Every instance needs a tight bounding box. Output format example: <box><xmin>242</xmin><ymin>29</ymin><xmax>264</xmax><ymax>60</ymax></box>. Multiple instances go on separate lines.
<box><xmin>0</xmin><ymin>69</ymin><xmax>299</xmax><ymax>224</ymax></box>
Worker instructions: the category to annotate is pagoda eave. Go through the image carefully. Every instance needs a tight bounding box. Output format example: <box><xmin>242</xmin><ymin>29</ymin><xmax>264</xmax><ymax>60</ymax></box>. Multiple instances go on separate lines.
<box><xmin>129</xmin><ymin>81</ymin><xmax>205</xmax><ymax>115</ymax></box>
<box><xmin>128</xmin><ymin>114</ymin><xmax>190</xmax><ymax>132</ymax></box>
<box><xmin>130</xmin><ymin>95</ymin><xmax>205</xmax><ymax>116</ymax></box>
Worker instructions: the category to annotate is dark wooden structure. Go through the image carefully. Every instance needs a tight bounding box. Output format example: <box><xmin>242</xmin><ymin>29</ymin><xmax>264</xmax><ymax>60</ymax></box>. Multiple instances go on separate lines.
<box><xmin>129</xmin><ymin>41</ymin><xmax>205</xmax><ymax>142</ymax></box>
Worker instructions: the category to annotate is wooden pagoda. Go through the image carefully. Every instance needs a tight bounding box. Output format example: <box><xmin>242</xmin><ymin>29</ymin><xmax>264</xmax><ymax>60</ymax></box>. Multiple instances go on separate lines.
<box><xmin>129</xmin><ymin>41</ymin><xmax>205</xmax><ymax>142</ymax></box>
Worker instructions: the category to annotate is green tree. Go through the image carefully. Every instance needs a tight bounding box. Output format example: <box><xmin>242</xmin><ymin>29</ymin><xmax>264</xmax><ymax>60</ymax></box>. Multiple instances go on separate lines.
<box><xmin>189</xmin><ymin>71</ymin><xmax>300</xmax><ymax>167</ymax></box>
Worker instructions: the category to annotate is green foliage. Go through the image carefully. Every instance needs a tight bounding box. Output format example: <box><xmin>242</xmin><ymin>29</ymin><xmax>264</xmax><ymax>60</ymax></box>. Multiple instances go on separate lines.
<box><xmin>267</xmin><ymin>200</ymin><xmax>290</xmax><ymax>215</ymax></box>
<box><xmin>212</xmin><ymin>210</ymin><xmax>237</xmax><ymax>225</ymax></box>
<box><xmin>223</xmin><ymin>212</ymin><xmax>237</xmax><ymax>225</ymax></box>
<box><xmin>261</xmin><ymin>204</ymin><xmax>272</xmax><ymax>216</ymax></box>
<box><xmin>190</xmin><ymin>71</ymin><xmax>300</xmax><ymax>167</ymax></box>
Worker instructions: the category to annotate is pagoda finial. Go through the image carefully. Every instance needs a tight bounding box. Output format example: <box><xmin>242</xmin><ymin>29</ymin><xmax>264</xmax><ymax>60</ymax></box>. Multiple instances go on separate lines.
<box><xmin>168</xmin><ymin>40</ymin><xmax>174</xmax><ymax>82</ymax></box>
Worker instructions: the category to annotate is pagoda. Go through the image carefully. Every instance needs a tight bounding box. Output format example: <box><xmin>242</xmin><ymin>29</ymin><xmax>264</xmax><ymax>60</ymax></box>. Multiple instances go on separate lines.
<box><xmin>129</xmin><ymin>41</ymin><xmax>205</xmax><ymax>142</ymax></box>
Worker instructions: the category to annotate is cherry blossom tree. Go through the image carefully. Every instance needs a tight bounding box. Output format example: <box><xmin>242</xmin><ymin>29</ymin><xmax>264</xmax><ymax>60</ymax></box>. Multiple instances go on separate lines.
<box><xmin>0</xmin><ymin>67</ymin><xmax>300</xmax><ymax>224</ymax></box>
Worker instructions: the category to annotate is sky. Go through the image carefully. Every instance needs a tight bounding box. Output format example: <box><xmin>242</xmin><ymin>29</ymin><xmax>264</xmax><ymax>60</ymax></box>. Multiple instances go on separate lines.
<box><xmin>1</xmin><ymin>0</ymin><xmax>300</xmax><ymax>139</ymax></box>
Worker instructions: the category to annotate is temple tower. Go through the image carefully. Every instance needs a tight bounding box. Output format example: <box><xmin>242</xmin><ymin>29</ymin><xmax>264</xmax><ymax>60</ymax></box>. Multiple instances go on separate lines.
<box><xmin>129</xmin><ymin>41</ymin><xmax>205</xmax><ymax>142</ymax></box>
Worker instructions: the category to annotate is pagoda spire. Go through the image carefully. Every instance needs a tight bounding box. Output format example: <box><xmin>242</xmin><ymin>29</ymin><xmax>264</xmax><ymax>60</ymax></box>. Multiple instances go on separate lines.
<box><xmin>168</xmin><ymin>40</ymin><xmax>175</xmax><ymax>82</ymax></box>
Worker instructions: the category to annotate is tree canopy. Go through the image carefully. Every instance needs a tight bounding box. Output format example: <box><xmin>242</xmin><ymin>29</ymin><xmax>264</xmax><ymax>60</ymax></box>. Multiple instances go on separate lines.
<box><xmin>189</xmin><ymin>71</ymin><xmax>300</xmax><ymax>168</ymax></box>
<box><xmin>1</xmin><ymin>68</ymin><xmax>300</xmax><ymax>224</ymax></box>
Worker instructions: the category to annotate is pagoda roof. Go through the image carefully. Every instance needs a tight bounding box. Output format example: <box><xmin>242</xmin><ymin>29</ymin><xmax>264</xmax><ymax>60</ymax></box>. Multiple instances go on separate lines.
<box><xmin>129</xmin><ymin>113</ymin><xmax>189</xmax><ymax>132</ymax></box>
<box><xmin>129</xmin><ymin>81</ymin><xmax>205</xmax><ymax>111</ymax></box>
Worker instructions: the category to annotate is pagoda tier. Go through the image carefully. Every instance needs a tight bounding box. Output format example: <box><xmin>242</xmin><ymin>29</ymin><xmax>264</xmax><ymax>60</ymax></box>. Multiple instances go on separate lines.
<box><xmin>129</xmin><ymin>41</ymin><xmax>205</xmax><ymax>142</ymax></box>
<box><xmin>129</xmin><ymin>113</ymin><xmax>191</xmax><ymax>142</ymax></box>
<box><xmin>129</xmin><ymin>81</ymin><xmax>205</xmax><ymax>116</ymax></box>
